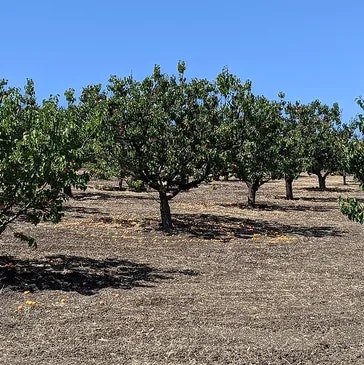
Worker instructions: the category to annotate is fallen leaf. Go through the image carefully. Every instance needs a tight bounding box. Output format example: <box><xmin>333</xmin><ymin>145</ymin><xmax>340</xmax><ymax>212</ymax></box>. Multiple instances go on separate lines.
<box><xmin>25</xmin><ymin>300</ymin><xmax>37</xmax><ymax>306</ymax></box>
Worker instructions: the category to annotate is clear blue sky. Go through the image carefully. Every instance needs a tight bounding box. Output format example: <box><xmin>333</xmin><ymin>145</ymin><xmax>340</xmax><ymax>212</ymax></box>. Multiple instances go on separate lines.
<box><xmin>1</xmin><ymin>0</ymin><xmax>363</xmax><ymax>122</ymax></box>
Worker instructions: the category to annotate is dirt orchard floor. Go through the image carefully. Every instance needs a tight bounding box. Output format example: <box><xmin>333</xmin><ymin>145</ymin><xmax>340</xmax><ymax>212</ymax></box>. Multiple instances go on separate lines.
<box><xmin>0</xmin><ymin>174</ymin><xmax>364</xmax><ymax>364</ymax></box>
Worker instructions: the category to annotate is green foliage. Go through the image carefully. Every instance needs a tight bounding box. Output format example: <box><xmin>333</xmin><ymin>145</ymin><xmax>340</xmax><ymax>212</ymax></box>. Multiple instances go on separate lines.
<box><xmin>340</xmin><ymin>97</ymin><xmax>364</xmax><ymax>224</ymax></box>
<box><xmin>232</xmin><ymin>94</ymin><xmax>284</xmax><ymax>183</ymax></box>
<box><xmin>275</xmin><ymin>100</ymin><xmax>310</xmax><ymax>199</ymax></box>
<box><xmin>125</xmin><ymin>178</ymin><xmax>146</xmax><ymax>192</ymax></box>
<box><xmin>347</xmin><ymin>138</ymin><xmax>364</xmax><ymax>183</ymax></box>
<box><xmin>344</xmin><ymin>98</ymin><xmax>364</xmax><ymax>183</ymax></box>
<box><xmin>300</xmin><ymin>101</ymin><xmax>344</xmax><ymax>185</ymax></box>
<box><xmin>107</xmin><ymin>63</ymin><xmax>220</xmax><ymax>229</ymax></box>
<box><xmin>0</xmin><ymin>80</ymin><xmax>105</xmax><ymax>244</ymax></box>
<box><xmin>340</xmin><ymin>195</ymin><xmax>364</xmax><ymax>224</ymax></box>
<box><xmin>279</xmin><ymin>101</ymin><xmax>309</xmax><ymax>179</ymax></box>
<box><xmin>214</xmin><ymin>69</ymin><xmax>252</xmax><ymax>179</ymax></box>
<box><xmin>77</xmin><ymin>84</ymin><xmax>118</xmax><ymax>179</ymax></box>
<box><xmin>216</xmin><ymin>72</ymin><xmax>285</xmax><ymax>205</ymax></box>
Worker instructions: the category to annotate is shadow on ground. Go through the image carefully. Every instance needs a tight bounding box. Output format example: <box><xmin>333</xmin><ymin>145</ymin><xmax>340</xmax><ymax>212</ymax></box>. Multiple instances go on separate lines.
<box><xmin>220</xmin><ymin>202</ymin><xmax>335</xmax><ymax>212</ymax></box>
<box><xmin>172</xmin><ymin>213</ymin><xmax>342</xmax><ymax>240</ymax></box>
<box><xmin>0</xmin><ymin>255</ymin><xmax>198</xmax><ymax>295</ymax></box>
<box><xmin>300</xmin><ymin>186</ymin><xmax>353</xmax><ymax>193</ymax></box>
<box><xmin>298</xmin><ymin>196</ymin><xmax>341</xmax><ymax>203</ymax></box>
<box><xmin>61</xmin><ymin>206</ymin><xmax>104</xmax><ymax>217</ymax></box>
<box><xmin>74</xmin><ymin>191</ymin><xmax>156</xmax><ymax>201</ymax></box>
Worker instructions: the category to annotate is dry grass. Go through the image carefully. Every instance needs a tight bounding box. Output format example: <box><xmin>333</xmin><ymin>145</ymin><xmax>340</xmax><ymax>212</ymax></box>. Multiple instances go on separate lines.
<box><xmin>1</xmin><ymin>174</ymin><xmax>364</xmax><ymax>364</ymax></box>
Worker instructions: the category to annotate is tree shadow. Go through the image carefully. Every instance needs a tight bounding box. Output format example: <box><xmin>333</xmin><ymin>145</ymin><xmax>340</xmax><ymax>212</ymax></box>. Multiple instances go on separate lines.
<box><xmin>298</xmin><ymin>196</ymin><xmax>341</xmax><ymax>203</ymax></box>
<box><xmin>75</xmin><ymin>191</ymin><xmax>156</xmax><ymax>201</ymax></box>
<box><xmin>300</xmin><ymin>186</ymin><xmax>353</xmax><ymax>193</ymax></box>
<box><xmin>98</xmin><ymin>185</ymin><xmax>126</xmax><ymax>192</ymax></box>
<box><xmin>219</xmin><ymin>202</ymin><xmax>334</xmax><ymax>212</ymax></box>
<box><xmin>61</xmin><ymin>206</ymin><xmax>104</xmax><ymax>217</ymax></box>
<box><xmin>74</xmin><ymin>192</ymin><xmax>125</xmax><ymax>201</ymax></box>
<box><xmin>0</xmin><ymin>255</ymin><xmax>198</xmax><ymax>295</ymax></box>
<box><xmin>173</xmin><ymin>213</ymin><xmax>342</xmax><ymax>241</ymax></box>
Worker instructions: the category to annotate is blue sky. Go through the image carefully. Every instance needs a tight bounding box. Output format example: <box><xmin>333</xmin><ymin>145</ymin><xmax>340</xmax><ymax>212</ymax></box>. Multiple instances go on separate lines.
<box><xmin>1</xmin><ymin>0</ymin><xmax>363</xmax><ymax>122</ymax></box>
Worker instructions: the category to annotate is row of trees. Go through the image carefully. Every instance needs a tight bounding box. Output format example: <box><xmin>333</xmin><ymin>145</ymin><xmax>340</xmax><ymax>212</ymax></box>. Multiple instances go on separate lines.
<box><xmin>1</xmin><ymin>63</ymin><xmax>363</xmax><ymax>244</ymax></box>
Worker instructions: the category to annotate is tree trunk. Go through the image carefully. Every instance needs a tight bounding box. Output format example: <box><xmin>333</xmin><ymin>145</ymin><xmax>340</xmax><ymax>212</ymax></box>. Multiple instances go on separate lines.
<box><xmin>342</xmin><ymin>173</ymin><xmax>347</xmax><ymax>185</ymax></box>
<box><xmin>63</xmin><ymin>185</ymin><xmax>73</xmax><ymax>198</ymax></box>
<box><xmin>285</xmin><ymin>177</ymin><xmax>294</xmax><ymax>200</ymax></box>
<box><xmin>159</xmin><ymin>191</ymin><xmax>173</xmax><ymax>231</ymax></box>
<box><xmin>317</xmin><ymin>173</ymin><xmax>326</xmax><ymax>190</ymax></box>
<box><xmin>246</xmin><ymin>180</ymin><xmax>259</xmax><ymax>207</ymax></box>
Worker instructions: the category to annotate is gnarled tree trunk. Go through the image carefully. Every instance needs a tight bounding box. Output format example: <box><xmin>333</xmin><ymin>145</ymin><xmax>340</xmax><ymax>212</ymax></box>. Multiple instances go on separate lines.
<box><xmin>246</xmin><ymin>180</ymin><xmax>260</xmax><ymax>207</ymax></box>
<box><xmin>310</xmin><ymin>169</ymin><xmax>330</xmax><ymax>191</ymax></box>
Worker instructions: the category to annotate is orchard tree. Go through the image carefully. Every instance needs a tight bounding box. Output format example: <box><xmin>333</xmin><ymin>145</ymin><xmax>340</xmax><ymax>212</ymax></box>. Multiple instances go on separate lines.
<box><xmin>68</xmin><ymin>84</ymin><xmax>117</xmax><ymax>183</ymax></box>
<box><xmin>108</xmin><ymin>63</ymin><xmax>220</xmax><ymax>231</ymax></box>
<box><xmin>278</xmin><ymin>100</ymin><xmax>310</xmax><ymax>200</ymax></box>
<box><xmin>346</xmin><ymin>138</ymin><xmax>364</xmax><ymax>184</ymax></box>
<box><xmin>214</xmin><ymin>68</ymin><xmax>252</xmax><ymax>181</ymax></box>
<box><xmin>0</xmin><ymin>80</ymin><xmax>105</xmax><ymax>245</ymax></box>
<box><xmin>340</xmin><ymin>137</ymin><xmax>364</xmax><ymax>224</ymax></box>
<box><xmin>301</xmin><ymin>100</ymin><xmax>343</xmax><ymax>190</ymax></box>
<box><xmin>348</xmin><ymin>97</ymin><xmax>364</xmax><ymax>184</ymax></box>
<box><xmin>218</xmin><ymin>78</ymin><xmax>282</xmax><ymax>207</ymax></box>
<box><xmin>0</xmin><ymin>80</ymin><xmax>67</xmax><ymax>244</ymax></box>
<box><xmin>48</xmin><ymin>85</ymin><xmax>108</xmax><ymax>197</ymax></box>
<box><xmin>340</xmin><ymin>97</ymin><xmax>364</xmax><ymax>223</ymax></box>
<box><xmin>335</xmin><ymin>122</ymin><xmax>357</xmax><ymax>185</ymax></box>
<box><xmin>239</xmin><ymin>95</ymin><xmax>284</xmax><ymax>207</ymax></box>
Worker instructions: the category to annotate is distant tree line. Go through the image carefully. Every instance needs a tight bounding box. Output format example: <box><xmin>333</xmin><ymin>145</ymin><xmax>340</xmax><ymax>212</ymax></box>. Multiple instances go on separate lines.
<box><xmin>1</xmin><ymin>62</ymin><xmax>363</xmax><ymax>245</ymax></box>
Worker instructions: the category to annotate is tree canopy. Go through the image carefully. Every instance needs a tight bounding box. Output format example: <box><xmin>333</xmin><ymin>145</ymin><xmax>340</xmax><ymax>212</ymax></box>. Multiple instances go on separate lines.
<box><xmin>107</xmin><ymin>63</ymin><xmax>220</xmax><ymax>230</ymax></box>
<box><xmin>339</xmin><ymin>98</ymin><xmax>364</xmax><ymax>224</ymax></box>
<box><xmin>0</xmin><ymin>80</ymin><xmax>105</xmax><ymax>245</ymax></box>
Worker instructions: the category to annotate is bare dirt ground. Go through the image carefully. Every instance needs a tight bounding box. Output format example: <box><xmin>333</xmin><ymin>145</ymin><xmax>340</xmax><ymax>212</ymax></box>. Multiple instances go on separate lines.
<box><xmin>1</xmin><ymin>174</ymin><xmax>364</xmax><ymax>364</ymax></box>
